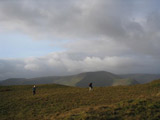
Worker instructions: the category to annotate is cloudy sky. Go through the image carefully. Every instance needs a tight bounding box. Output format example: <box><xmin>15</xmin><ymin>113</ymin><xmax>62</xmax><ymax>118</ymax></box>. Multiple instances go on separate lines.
<box><xmin>0</xmin><ymin>0</ymin><xmax>160</xmax><ymax>80</ymax></box>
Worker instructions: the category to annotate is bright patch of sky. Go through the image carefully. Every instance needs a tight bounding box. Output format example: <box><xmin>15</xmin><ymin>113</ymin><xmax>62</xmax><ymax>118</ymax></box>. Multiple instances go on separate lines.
<box><xmin>0</xmin><ymin>32</ymin><xmax>64</xmax><ymax>58</ymax></box>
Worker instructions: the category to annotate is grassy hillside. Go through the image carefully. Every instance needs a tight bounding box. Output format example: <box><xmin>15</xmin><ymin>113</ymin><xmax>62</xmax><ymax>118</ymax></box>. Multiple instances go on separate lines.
<box><xmin>1</xmin><ymin>80</ymin><xmax>160</xmax><ymax>120</ymax></box>
<box><xmin>76</xmin><ymin>71</ymin><xmax>119</xmax><ymax>87</ymax></box>
<box><xmin>0</xmin><ymin>71</ymin><xmax>138</xmax><ymax>87</ymax></box>
<box><xmin>113</xmin><ymin>78</ymin><xmax>138</xmax><ymax>86</ymax></box>
<box><xmin>120</xmin><ymin>74</ymin><xmax>160</xmax><ymax>84</ymax></box>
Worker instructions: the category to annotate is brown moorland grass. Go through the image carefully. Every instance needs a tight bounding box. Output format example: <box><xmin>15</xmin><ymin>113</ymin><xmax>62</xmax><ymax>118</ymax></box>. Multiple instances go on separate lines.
<box><xmin>1</xmin><ymin>80</ymin><xmax>160</xmax><ymax>120</ymax></box>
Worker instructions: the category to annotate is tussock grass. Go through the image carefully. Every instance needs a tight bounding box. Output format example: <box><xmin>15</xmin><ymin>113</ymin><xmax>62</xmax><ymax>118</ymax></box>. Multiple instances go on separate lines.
<box><xmin>1</xmin><ymin>80</ymin><xmax>160</xmax><ymax>120</ymax></box>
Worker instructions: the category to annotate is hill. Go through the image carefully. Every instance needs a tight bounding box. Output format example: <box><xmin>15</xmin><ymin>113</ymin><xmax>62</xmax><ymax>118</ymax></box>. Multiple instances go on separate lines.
<box><xmin>0</xmin><ymin>71</ymin><xmax>138</xmax><ymax>87</ymax></box>
<box><xmin>120</xmin><ymin>74</ymin><xmax>160</xmax><ymax>84</ymax></box>
<box><xmin>75</xmin><ymin>71</ymin><xmax>138</xmax><ymax>87</ymax></box>
<box><xmin>1</xmin><ymin>79</ymin><xmax>160</xmax><ymax>120</ymax></box>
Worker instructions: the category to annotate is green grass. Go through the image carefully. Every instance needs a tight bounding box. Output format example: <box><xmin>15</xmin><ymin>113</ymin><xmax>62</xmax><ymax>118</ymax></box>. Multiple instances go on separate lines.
<box><xmin>113</xmin><ymin>78</ymin><xmax>138</xmax><ymax>86</ymax></box>
<box><xmin>1</xmin><ymin>80</ymin><xmax>160</xmax><ymax>120</ymax></box>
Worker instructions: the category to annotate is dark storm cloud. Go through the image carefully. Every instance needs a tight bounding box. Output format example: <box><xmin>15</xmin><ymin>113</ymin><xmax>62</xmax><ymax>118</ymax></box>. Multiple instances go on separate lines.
<box><xmin>0</xmin><ymin>0</ymin><xmax>160</xmax><ymax>80</ymax></box>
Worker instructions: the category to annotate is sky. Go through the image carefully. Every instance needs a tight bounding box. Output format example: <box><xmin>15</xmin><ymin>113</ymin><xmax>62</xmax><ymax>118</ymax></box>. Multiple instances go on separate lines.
<box><xmin>0</xmin><ymin>0</ymin><xmax>160</xmax><ymax>80</ymax></box>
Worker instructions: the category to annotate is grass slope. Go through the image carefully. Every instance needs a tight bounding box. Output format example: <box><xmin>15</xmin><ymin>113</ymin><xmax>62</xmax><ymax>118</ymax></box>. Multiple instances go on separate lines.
<box><xmin>0</xmin><ymin>71</ymin><xmax>138</xmax><ymax>87</ymax></box>
<box><xmin>120</xmin><ymin>74</ymin><xmax>160</xmax><ymax>84</ymax></box>
<box><xmin>1</xmin><ymin>79</ymin><xmax>160</xmax><ymax>120</ymax></box>
<box><xmin>76</xmin><ymin>71</ymin><xmax>120</xmax><ymax>87</ymax></box>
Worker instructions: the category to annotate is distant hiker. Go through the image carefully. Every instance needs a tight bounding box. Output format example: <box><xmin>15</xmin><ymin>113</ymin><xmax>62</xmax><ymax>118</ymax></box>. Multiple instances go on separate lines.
<box><xmin>89</xmin><ymin>83</ymin><xmax>93</xmax><ymax>91</ymax></box>
<box><xmin>33</xmin><ymin>85</ymin><xmax>36</xmax><ymax>95</ymax></box>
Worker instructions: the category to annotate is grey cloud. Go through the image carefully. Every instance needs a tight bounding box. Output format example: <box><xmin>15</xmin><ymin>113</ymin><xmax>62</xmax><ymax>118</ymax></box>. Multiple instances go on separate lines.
<box><xmin>0</xmin><ymin>0</ymin><xmax>160</xmax><ymax>79</ymax></box>
<box><xmin>0</xmin><ymin>0</ymin><xmax>134</xmax><ymax>38</ymax></box>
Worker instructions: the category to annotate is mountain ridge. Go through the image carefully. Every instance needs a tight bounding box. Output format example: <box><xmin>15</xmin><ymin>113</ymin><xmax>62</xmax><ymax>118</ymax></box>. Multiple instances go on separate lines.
<box><xmin>0</xmin><ymin>71</ymin><xmax>139</xmax><ymax>87</ymax></box>
<box><xmin>120</xmin><ymin>73</ymin><xmax>160</xmax><ymax>84</ymax></box>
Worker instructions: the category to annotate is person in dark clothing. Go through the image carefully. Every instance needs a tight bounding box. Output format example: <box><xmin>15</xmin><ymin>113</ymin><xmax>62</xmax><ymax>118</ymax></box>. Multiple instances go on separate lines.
<box><xmin>89</xmin><ymin>83</ymin><xmax>93</xmax><ymax>91</ymax></box>
<box><xmin>33</xmin><ymin>85</ymin><xmax>36</xmax><ymax>95</ymax></box>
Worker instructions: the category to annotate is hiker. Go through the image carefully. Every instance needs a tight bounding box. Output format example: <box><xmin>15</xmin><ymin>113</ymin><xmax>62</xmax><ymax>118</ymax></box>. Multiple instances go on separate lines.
<box><xmin>33</xmin><ymin>85</ymin><xmax>36</xmax><ymax>95</ymax></box>
<box><xmin>89</xmin><ymin>83</ymin><xmax>93</xmax><ymax>91</ymax></box>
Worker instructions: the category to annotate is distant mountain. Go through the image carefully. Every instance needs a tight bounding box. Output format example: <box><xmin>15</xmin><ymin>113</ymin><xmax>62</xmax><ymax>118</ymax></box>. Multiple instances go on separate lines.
<box><xmin>0</xmin><ymin>71</ymin><xmax>138</xmax><ymax>87</ymax></box>
<box><xmin>119</xmin><ymin>74</ymin><xmax>160</xmax><ymax>84</ymax></box>
<box><xmin>75</xmin><ymin>71</ymin><xmax>138</xmax><ymax>87</ymax></box>
<box><xmin>0</xmin><ymin>78</ymin><xmax>28</xmax><ymax>85</ymax></box>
